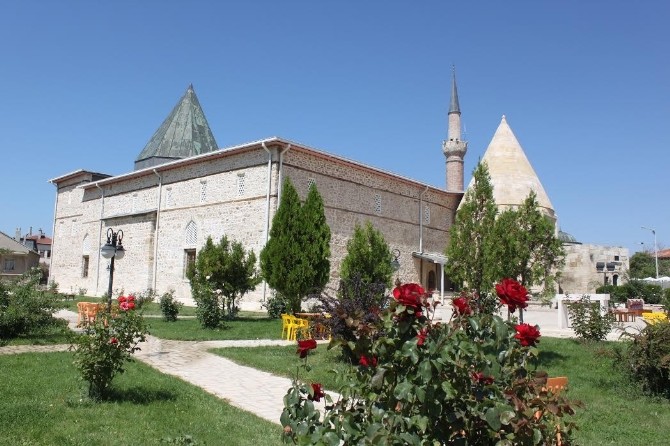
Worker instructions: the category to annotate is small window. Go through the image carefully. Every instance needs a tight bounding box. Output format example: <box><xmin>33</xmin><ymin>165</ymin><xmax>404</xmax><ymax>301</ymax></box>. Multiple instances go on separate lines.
<box><xmin>307</xmin><ymin>178</ymin><xmax>316</xmax><ymax>189</ymax></box>
<box><xmin>200</xmin><ymin>181</ymin><xmax>207</xmax><ymax>203</ymax></box>
<box><xmin>424</xmin><ymin>205</ymin><xmax>431</xmax><ymax>224</ymax></box>
<box><xmin>132</xmin><ymin>193</ymin><xmax>138</xmax><ymax>212</ymax></box>
<box><xmin>614</xmin><ymin>255</ymin><xmax>620</xmax><ymax>261</ymax></box>
<box><xmin>374</xmin><ymin>193</ymin><xmax>382</xmax><ymax>215</ymax></box>
<box><xmin>4</xmin><ymin>259</ymin><xmax>15</xmax><ymax>271</ymax></box>
<box><xmin>184</xmin><ymin>249</ymin><xmax>196</xmax><ymax>278</ymax></box>
<box><xmin>166</xmin><ymin>188</ymin><xmax>173</xmax><ymax>207</ymax></box>
<box><xmin>237</xmin><ymin>174</ymin><xmax>246</xmax><ymax>196</ymax></box>
<box><xmin>82</xmin><ymin>255</ymin><xmax>89</xmax><ymax>278</ymax></box>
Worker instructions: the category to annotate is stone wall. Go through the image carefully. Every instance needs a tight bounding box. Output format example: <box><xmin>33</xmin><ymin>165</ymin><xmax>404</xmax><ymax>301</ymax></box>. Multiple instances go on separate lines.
<box><xmin>559</xmin><ymin>243</ymin><xmax>630</xmax><ymax>294</ymax></box>
<box><xmin>51</xmin><ymin>143</ymin><xmax>461</xmax><ymax>310</ymax></box>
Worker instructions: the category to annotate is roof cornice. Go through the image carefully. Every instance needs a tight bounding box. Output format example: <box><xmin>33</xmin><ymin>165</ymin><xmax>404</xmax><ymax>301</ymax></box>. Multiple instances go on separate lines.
<box><xmin>80</xmin><ymin>137</ymin><xmax>458</xmax><ymax>198</ymax></box>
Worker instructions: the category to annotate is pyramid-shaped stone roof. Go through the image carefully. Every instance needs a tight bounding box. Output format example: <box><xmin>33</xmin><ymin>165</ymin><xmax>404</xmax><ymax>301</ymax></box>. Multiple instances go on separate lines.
<box><xmin>134</xmin><ymin>85</ymin><xmax>219</xmax><ymax>170</ymax></box>
<box><xmin>468</xmin><ymin>115</ymin><xmax>555</xmax><ymax>218</ymax></box>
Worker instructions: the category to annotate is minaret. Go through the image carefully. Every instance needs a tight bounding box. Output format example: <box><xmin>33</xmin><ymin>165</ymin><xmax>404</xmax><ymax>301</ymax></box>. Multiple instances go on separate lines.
<box><xmin>442</xmin><ymin>68</ymin><xmax>468</xmax><ymax>192</ymax></box>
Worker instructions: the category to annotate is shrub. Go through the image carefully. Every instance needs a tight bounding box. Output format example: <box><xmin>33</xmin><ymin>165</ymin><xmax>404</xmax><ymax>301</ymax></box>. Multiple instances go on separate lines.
<box><xmin>0</xmin><ymin>268</ymin><xmax>65</xmax><ymax>340</ymax></box>
<box><xmin>315</xmin><ymin>275</ymin><xmax>389</xmax><ymax>362</ymax></box>
<box><xmin>595</xmin><ymin>284</ymin><xmax>629</xmax><ymax>303</ymax></box>
<box><xmin>262</xmin><ymin>292</ymin><xmax>289</xmax><ymax>319</ymax></box>
<box><xmin>662</xmin><ymin>288</ymin><xmax>670</xmax><ymax>316</ymax></box>
<box><xmin>191</xmin><ymin>278</ymin><xmax>222</xmax><ymax>329</ymax></box>
<box><xmin>282</xmin><ymin>280</ymin><xmax>578</xmax><ymax>445</ymax></box>
<box><xmin>624</xmin><ymin>320</ymin><xmax>670</xmax><ymax>398</ymax></box>
<box><xmin>188</xmin><ymin>235</ymin><xmax>260</xmax><ymax>325</ymax></box>
<box><xmin>134</xmin><ymin>288</ymin><xmax>158</xmax><ymax>309</ymax></box>
<box><xmin>596</xmin><ymin>280</ymin><xmax>663</xmax><ymax>305</ymax></box>
<box><xmin>159</xmin><ymin>290</ymin><xmax>182</xmax><ymax>322</ymax></box>
<box><xmin>566</xmin><ymin>295</ymin><xmax>616</xmax><ymax>342</ymax></box>
<box><xmin>71</xmin><ymin>301</ymin><xmax>148</xmax><ymax>400</ymax></box>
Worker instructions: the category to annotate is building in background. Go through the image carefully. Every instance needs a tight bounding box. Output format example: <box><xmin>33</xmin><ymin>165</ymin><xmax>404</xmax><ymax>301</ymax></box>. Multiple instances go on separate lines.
<box><xmin>1</xmin><ymin>231</ymin><xmax>40</xmax><ymax>280</ymax></box>
<box><xmin>49</xmin><ymin>85</ymin><xmax>464</xmax><ymax>307</ymax></box>
<box><xmin>49</xmin><ymin>77</ymin><xmax>626</xmax><ymax>307</ymax></box>
<box><xmin>464</xmin><ymin>115</ymin><xmax>629</xmax><ymax>294</ymax></box>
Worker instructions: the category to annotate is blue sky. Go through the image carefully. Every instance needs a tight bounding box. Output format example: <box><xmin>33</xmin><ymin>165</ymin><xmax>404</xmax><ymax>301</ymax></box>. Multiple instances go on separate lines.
<box><xmin>1</xmin><ymin>1</ymin><xmax>668</xmax><ymax>255</ymax></box>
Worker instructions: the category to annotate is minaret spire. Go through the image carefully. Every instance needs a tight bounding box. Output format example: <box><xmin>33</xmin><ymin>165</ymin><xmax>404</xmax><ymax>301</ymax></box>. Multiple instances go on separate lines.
<box><xmin>448</xmin><ymin>66</ymin><xmax>461</xmax><ymax>114</ymax></box>
<box><xmin>442</xmin><ymin>67</ymin><xmax>468</xmax><ymax>192</ymax></box>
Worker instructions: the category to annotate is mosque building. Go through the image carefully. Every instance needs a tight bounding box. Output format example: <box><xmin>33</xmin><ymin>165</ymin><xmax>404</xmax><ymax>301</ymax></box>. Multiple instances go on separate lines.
<box><xmin>49</xmin><ymin>75</ymin><xmax>627</xmax><ymax>307</ymax></box>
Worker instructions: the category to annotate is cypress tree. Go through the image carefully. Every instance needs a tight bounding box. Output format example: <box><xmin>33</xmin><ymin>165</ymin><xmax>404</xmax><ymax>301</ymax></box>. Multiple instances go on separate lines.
<box><xmin>261</xmin><ymin>178</ymin><xmax>331</xmax><ymax>313</ymax></box>
<box><xmin>340</xmin><ymin>221</ymin><xmax>393</xmax><ymax>288</ymax></box>
<box><xmin>445</xmin><ymin>161</ymin><xmax>498</xmax><ymax>301</ymax></box>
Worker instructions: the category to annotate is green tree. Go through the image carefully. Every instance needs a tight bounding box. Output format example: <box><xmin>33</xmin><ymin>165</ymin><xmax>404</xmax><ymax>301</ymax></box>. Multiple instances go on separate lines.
<box><xmin>301</xmin><ymin>182</ymin><xmax>331</xmax><ymax>293</ymax></box>
<box><xmin>493</xmin><ymin>191</ymin><xmax>565</xmax><ymax>295</ymax></box>
<box><xmin>261</xmin><ymin>179</ymin><xmax>331</xmax><ymax>313</ymax></box>
<box><xmin>629</xmin><ymin>251</ymin><xmax>658</xmax><ymax>279</ymax></box>
<box><xmin>340</xmin><ymin>221</ymin><xmax>393</xmax><ymax>288</ymax></box>
<box><xmin>187</xmin><ymin>235</ymin><xmax>260</xmax><ymax>326</ymax></box>
<box><xmin>445</xmin><ymin>162</ymin><xmax>498</xmax><ymax>300</ymax></box>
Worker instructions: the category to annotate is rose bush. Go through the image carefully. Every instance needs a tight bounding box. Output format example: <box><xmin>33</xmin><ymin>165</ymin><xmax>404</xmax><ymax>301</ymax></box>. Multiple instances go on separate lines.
<box><xmin>71</xmin><ymin>297</ymin><xmax>148</xmax><ymax>400</ymax></box>
<box><xmin>281</xmin><ymin>280</ymin><xmax>577</xmax><ymax>445</ymax></box>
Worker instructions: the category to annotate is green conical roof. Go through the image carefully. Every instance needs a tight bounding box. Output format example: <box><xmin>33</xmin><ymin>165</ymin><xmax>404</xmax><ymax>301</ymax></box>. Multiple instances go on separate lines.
<box><xmin>134</xmin><ymin>85</ymin><xmax>218</xmax><ymax>170</ymax></box>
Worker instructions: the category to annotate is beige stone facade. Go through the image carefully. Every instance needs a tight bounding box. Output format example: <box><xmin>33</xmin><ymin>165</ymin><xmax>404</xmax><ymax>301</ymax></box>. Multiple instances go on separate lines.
<box><xmin>559</xmin><ymin>243</ymin><xmax>629</xmax><ymax>294</ymax></box>
<box><xmin>50</xmin><ymin>140</ymin><xmax>461</xmax><ymax>308</ymax></box>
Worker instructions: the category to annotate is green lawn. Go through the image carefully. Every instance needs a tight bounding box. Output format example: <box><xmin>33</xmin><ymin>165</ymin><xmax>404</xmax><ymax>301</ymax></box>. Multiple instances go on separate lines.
<box><xmin>0</xmin><ymin>352</ymin><xmax>283</xmax><ymax>446</ymax></box>
<box><xmin>212</xmin><ymin>343</ymin><xmax>349</xmax><ymax>387</ymax></box>
<box><xmin>1</xmin><ymin>321</ymin><xmax>72</xmax><ymax>346</ymax></box>
<box><xmin>147</xmin><ymin>316</ymin><xmax>281</xmax><ymax>341</ymax></box>
<box><xmin>214</xmin><ymin>337</ymin><xmax>670</xmax><ymax>446</ymax></box>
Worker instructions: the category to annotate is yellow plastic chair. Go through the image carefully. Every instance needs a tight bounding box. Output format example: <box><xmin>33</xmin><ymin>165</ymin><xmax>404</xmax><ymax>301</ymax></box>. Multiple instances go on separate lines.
<box><xmin>292</xmin><ymin>317</ymin><xmax>310</xmax><ymax>341</ymax></box>
<box><xmin>281</xmin><ymin>314</ymin><xmax>295</xmax><ymax>340</ymax></box>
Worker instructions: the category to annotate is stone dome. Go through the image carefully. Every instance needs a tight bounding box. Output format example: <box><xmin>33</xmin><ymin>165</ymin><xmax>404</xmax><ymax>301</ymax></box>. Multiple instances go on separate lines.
<box><xmin>558</xmin><ymin>230</ymin><xmax>580</xmax><ymax>244</ymax></box>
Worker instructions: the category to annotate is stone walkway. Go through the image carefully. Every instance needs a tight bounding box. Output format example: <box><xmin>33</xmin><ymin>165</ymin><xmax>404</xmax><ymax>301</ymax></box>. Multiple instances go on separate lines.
<box><xmin>0</xmin><ymin>310</ymin><xmax>331</xmax><ymax>425</ymax></box>
<box><xmin>0</xmin><ymin>306</ymin><xmax>646</xmax><ymax>425</ymax></box>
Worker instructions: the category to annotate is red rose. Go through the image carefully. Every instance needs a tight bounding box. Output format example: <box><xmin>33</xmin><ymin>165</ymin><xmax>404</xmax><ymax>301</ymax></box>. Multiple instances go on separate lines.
<box><xmin>514</xmin><ymin>323</ymin><xmax>541</xmax><ymax>347</ymax></box>
<box><xmin>110</xmin><ymin>337</ymin><xmax>118</xmax><ymax>345</ymax></box>
<box><xmin>495</xmin><ymin>278</ymin><xmax>529</xmax><ymax>312</ymax></box>
<box><xmin>128</xmin><ymin>295</ymin><xmax>135</xmax><ymax>302</ymax></box>
<box><xmin>393</xmin><ymin>283</ymin><xmax>426</xmax><ymax>309</ymax></box>
<box><xmin>297</xmin><ymin>339</ymin><xmax>317</xmax><ymax>358</ymax></box>
<box><xmin>308</xmin><ymin>383</ymin><xmax>325</xmax><ymax>402</ymax></box>
<box><xmin>359</xmin><ymin>355</ymin><xmax>378</xmax><ymax>367</ymax></box>
<box><xmin>118</xmin><ymin>296</ymin><xmax>127</xmax><ymax>303</ymax></box>
<box><xmin>471</xmin><ymin>371</ymin><xmax>494</xmax><ymax>385</ymax></box>
<box><xmin>452</xmin><ymin>296</ymin><xmax>472</xmax><ymax>315</ymax></box>
<box><xmin>417</xmin><ymin>327</ymin><xmax>429</xmax><ymax>346</ymax></box>
<box><xmin>127</xmin><ymin>302</ymin><xmax>135</xmax><ymax>310</ymax></box>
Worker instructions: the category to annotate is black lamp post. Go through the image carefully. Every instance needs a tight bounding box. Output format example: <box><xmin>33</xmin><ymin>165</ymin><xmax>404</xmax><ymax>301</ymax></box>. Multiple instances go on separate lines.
<box><xmin>100</xmin><ymin>228</ymin><xmax>125</xmax><ymax>312</ymax></box>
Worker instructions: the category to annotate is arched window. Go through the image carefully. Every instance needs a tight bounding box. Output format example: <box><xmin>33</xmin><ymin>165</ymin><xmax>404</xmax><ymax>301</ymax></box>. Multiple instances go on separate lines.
<box><xmin>185</xmin><ymin>221</ymin><xmax>197</xmax><ymax>246</ymax></box>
